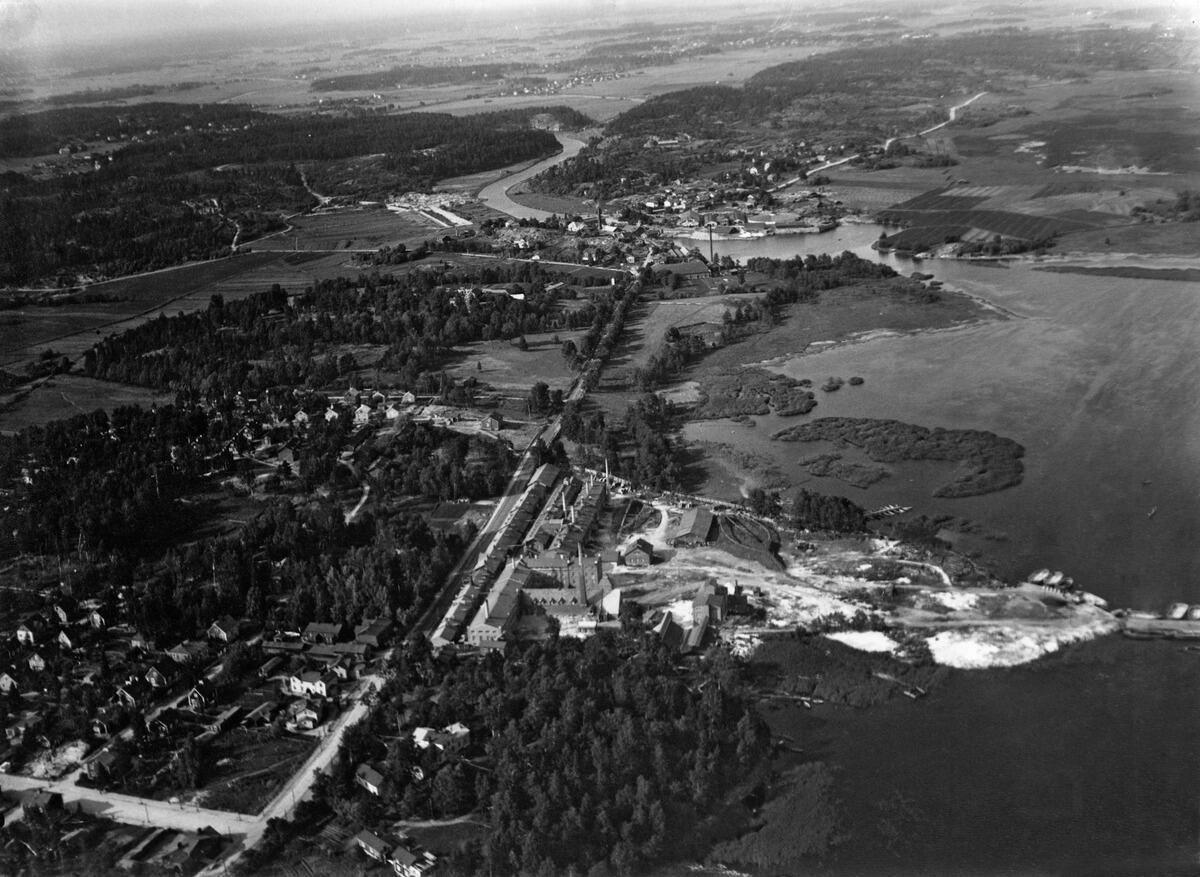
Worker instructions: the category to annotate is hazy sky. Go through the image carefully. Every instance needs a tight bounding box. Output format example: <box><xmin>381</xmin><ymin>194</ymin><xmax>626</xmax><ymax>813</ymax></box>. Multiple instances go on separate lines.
<box><xmin>6</xmin><ymin>0</ymin><xmax>648</xmax><ymax>49</ymax></box>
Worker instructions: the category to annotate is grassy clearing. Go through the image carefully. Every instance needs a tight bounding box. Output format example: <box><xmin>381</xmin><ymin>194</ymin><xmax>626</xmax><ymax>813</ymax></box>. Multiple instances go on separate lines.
<box><xmin>1057</xmin><ymin>221</ymin><xmax>1200</xmax><ymax>256</ymax></box>
<box><xmin>0</xmin><ymin>374</ymin><xmax>170</xmax><ymax>433</ymax></box>
<box><xmin>697</xmin><ymin>280</ymin><xmax>991</xmax><ymax>375</ymax></box>
<box><xmin>507</xmin><ymin>188</ymin><xmax>595</xmax><ymax>216</ymax></box>
<box><xmin>443</xmin><ymin>328</ymin><xmax>586</xmax><ymax>395</ymax></box>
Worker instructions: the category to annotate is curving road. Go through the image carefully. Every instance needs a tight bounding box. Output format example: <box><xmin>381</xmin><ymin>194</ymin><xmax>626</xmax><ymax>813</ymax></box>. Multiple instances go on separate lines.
<box><xmin>477</xmin><ymin>134</ymin><xmax>587</xmax><ymax>220</ymax></box>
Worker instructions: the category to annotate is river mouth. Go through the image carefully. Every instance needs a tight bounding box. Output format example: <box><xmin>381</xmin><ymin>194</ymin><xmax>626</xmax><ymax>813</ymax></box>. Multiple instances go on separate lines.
<box><xmin>674</xmin><ymin>224</ymin><xmax>1200</xmax><ymax>611</ymax></box>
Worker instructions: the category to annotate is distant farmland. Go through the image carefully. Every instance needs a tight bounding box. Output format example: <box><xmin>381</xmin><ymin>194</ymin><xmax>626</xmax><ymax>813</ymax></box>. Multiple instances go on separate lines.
<box><xmin>876</xmin><ymin>184</ymin><xmax>1125</xmax><ymax>251</ymax></box>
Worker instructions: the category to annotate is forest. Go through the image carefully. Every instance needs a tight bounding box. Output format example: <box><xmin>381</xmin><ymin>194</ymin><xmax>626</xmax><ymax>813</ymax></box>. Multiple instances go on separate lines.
<box><xmin>317</xmin><ymin>634</ymin><xmax>771</xmax><ymax>877</ymax></box>
<box><xmin>84</xmin><ymin>270</ymin><xmax>599</xmax><ymax>397</ymax></box>
<box><xmin>605</xmin><ymin>27</ymin><xmax>1185</xmax><ymax>141</ymax></box>
<box><xmin>0</xmin><ymin>104</ymin><xmax>588</xmax><ymax>285</ymax></box>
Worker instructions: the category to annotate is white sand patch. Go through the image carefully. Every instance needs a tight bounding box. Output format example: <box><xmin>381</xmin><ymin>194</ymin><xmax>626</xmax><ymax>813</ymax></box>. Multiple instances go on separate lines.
<box><xmin>756</xmin><ymin>582</ymin><xmax>873</xmax><ymax>628</ymax></box>
<box><xmin>666</xmin><ymin>599</ymin><xmax>696</xmax><ymax>627</ymax></box>
<box><xmin>826</xmin><ymin>630</ymin><xmax>899</xmax><ymax>653</ymax></box>
<box><xmin>926</xmin><ymin>614</ymin><xmax>1116</xmax><ymax>669</ymax></box>
<box><xmin>28</xmin><ymin>740</ymin><xmax>89</xmax><ymax>779</ymax></box>
<box><xmin>923</xmin><ymin>589</ymin><xmax>979</xmax><ymax>612</ymax></box>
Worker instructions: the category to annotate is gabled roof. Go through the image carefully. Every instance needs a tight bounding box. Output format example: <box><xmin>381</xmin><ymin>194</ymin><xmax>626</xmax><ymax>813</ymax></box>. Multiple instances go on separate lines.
<box><xmin>356</xmin><ymin>762</ymin><xmax>385</xmax><ymax>787</ymax></box>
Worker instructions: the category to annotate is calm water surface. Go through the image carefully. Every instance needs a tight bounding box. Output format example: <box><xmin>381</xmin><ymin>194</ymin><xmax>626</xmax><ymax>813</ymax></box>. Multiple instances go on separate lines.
<box><xmin>680</xmin><ymin>225</ymin><xmax>1200</xmax><ymax>610</ymax></box>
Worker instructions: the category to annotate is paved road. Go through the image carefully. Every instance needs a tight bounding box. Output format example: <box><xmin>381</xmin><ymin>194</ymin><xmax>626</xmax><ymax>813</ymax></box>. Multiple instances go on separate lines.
<box><xmin>0</xmin><ymin>670</ymin><xmax>383</xmax><ymax>876</ymax></box>
<box><xmin>477</xmin><ymin>134</ymin><xmax>586</xmax><ymax>220</ymax></box>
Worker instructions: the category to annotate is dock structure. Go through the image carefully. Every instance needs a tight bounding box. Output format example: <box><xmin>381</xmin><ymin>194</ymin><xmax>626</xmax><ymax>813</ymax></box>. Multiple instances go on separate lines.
<box><xmin>1122</xmin><ymin>616</ymin><xmax>1200</xmax><ymax>639</ymax></box>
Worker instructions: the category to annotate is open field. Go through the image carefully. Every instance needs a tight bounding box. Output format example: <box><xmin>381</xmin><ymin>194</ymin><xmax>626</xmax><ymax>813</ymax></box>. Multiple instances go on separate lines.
<box><xmin>199</xmin><ymin>730</ymin><xmax>317</xmax><ymax>815</ymax></box>
<box><xmin>0</xmin><ymin>374</ymin><xmax>170</xmax><ymax>433</ymax></box>
<box><xmin>699</xmin><ymin>281</ymin><xmax>995</xmax><ymax>374</ymax></box>
<box><xmin>1056</xmin><ymin>221</ymin><xmax>1200</xmax><ymax>256</ymax></box>
<box><xmin>250</xmin><ymin>206</ymin><xmax>443</xmax><ymax>252</ymax></box>
<box><xmin>443</xmin><ymin>328</ymin><xmax>587</xmax><ymax>396</ymax></box>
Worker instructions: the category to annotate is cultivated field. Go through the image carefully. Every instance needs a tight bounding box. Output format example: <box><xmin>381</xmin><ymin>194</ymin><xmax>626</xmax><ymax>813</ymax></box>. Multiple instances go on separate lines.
<box><xmin>251</xmin><ymin>207</ymin><xmax>442</xmax><ymax>252</ymax></box>
<box><xmin>0</xmin><ymin>374</ymin><xmax>170</xmax><ymax>433</ymax></box>
<box><xmin>0</xmin><ymin>251</ymin><xmax>363</xmax><ymax>373</ymax></box>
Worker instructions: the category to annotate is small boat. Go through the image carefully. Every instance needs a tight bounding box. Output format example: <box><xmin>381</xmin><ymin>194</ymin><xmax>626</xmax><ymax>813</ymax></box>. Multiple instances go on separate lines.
<box><xmin>1029</xmin><ymin>569</ymin><xmax>1051</xmax><ymax>583</ymax></box>
<box><xmin>1046</xmin><ymin>571</ymin><xmax>1065</xmax><ymax>587</ymax></box>
<box><xmin>1147</xmin><ymin>506</ymin><xmax>1158</xmax><ymax>519</ymax></box>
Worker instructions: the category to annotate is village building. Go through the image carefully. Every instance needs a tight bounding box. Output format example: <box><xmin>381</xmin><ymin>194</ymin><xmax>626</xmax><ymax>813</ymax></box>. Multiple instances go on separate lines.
<box><xmin>302</xmin><ymin>622</ymin><xmax>346</xmax><ymax>644</ymax></box>
<box><xmin>289</xmin><ymin>670</ymin><xmax>338</xmax><ymax>699</ymax></box>
<box><xmin>623</xmin><ymin>538</ymin><xmax>656</xmax><ymax>568</ymax></box>
<box><xmin>355</xmin><ymin>762</ymin><xmax>385</xmax><ymax>796</ymax></box>
<box><xmin>670</xmin><ymin>507</ymin><xmax>715</xmax><ymax>547</ymax></box>
<box><xmin>206</xmin><ymin>616</ymin><xmax>244</xmax><ymax>643</ymax></box>
<box><xmin>354</xmin><ymin>617</ymin><xmax>393</xmax><ymax>649</ymax></box>
<box><xmin>692</xmin><ymin>582</ymin><xmax>728</xmax><ymax>624</ymax></box>
<box><xmin>144</xmin><ymin>660</ymin><xmax>178</xmax><ymax>689</ymax></box>
<box><xmin>353</xmin><ymin>829</ymin><xmax>392</xmax><ymax>861</ymax></box>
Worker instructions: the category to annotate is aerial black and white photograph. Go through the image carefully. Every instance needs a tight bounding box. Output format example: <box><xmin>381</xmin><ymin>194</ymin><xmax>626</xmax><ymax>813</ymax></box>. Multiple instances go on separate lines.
<box><xmin>0</xmin><ymin>0</ymin><xmax>1197</xmax><ymax>873</ymax></box>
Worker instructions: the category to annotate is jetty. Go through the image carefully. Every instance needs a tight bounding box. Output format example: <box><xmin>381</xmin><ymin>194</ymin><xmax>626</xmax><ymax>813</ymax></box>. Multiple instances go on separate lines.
<box><xmin>866</xmin><ymin>504</ymin><xmax>912</xmax><ymax>519</ymax></box>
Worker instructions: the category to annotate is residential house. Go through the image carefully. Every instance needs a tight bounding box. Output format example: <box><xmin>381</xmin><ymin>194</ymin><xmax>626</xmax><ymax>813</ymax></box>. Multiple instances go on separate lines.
<box><xmin>144</xmin><ymin>660</ymin><xmax>177</xmax><ymax>690</ymax></box>
<box><xmin>293</xmin><ymin>409</ymin><xmax>310</xmax><ymax>426</ymax></box>
<box><xmin>166</xmin><ymin>641</ymin><xmax>210</xmax><ymax>664</ymax></box>
<box><xmin>480</xmin><ymin>412</ymin><xmax>503</xmax><ymax>431</ymax></box>
<box><xmin>353</xmin><ymin>403</ymin><xmax>373</xmax><ymax>425</ymax></box>
<box><xmin>57</xmin><ymin>629</ymin><xmax>75</xmax><ymax>650</ymax></box>
<box><xmin>384</xmin><ymin>403</ymin><xmax>402</xmax><ymax>421</ymax></box>
<box><xmin>51</xmin><ymin>604</ymin><xmax>70</xmax><ymax>625</ymax></box>
<box><xmin>0</xmin><ymin>672</ymin><xmax>18</xmax><ymax>694</ymax></box>
<box><xmin>27</xmin><ymin>652</ymin><xmax>46</xmax><ymax>672</ymax></box>
<box><xmin>389</xmin><ymin>846</ymin><xmax>438</xmax><ymax>877</ymax></box>
<box><xmin>354</xmin><ymin>829</ymin><xmax>392</xmax><ymax>861</ymax></box>
<box><xmin>114</xmin><ymin>681</ymin><xmax>148</xmax><ymax>709</ymax></box>
<box><xmin>324</xmin><ymin>406</ymin><xmax>340</xmax><ymax>422</ymax></box>
<box><xmin>355</xmin><ymin>763</ymin><xmax>385</xmax><ymax>796</ymax></box>
<box><xmin>206</xmin><ymin>616</ymin><xmax>244</xmax><ymax>643</ymax></box>
<box><xmin>88</xmin><ymin>608</ymin><xmax>108</xmax><ymax>630</ymax></box>
<box><xmin>86</xmin><ymin>749</ymin><xmax>128</xmax><ymax>781</ymax></box>
<box><xmin>623</xmin><ymin>538</ymin><xmax>655</xmax><ymax>568</ymax></box>
<box><xmin>354</xmin><ymin>617</ymin><xmax>393</xmax><ymax>649</ymax></box>
<box><xmin>16</xmin><ymin>622</ymin><xmax>42</xmax><ymax>646</ymax></box>
<box><xmin>289</xmin><ymin>670</ymin><xmax>337</xmax><ymax>699</ymax></box>
<box><xmin>302</xmin><ymin>622</ymin><xmax>345</xmax><ymax>644</ymax></box>
<box><xmin>187</xmin><ymin>681</ymin><xmax>215</xmax><ymax>710</ymax></box>
<box><xmin>288</xmin><ymin>698</ymin><xmax>324</xmax><ymax>731</ymax></box>
<box><xmin>130</xmin><ymin>631</ymin><xmax>152</xmax><ymax>652</ymax></box>
<box><xmin>400</xmin><ymin>390</ymin><xmax>417</xmax><ymax>405</ymax></box>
